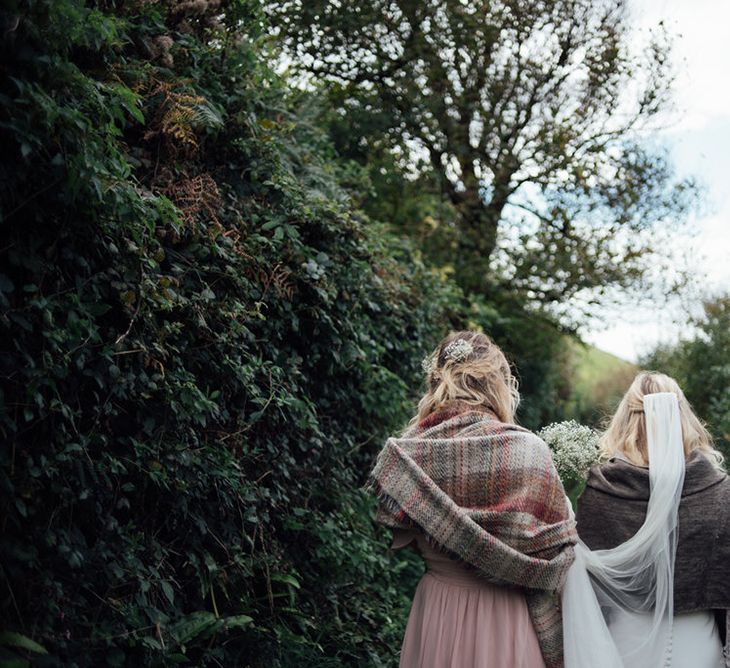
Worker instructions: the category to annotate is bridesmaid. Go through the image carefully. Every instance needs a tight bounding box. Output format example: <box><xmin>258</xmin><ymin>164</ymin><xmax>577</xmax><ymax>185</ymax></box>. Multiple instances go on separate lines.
<box><xmin>368</xmin><ymin>331</ymin><xmax>576</xmax><ymax>668</ymax></box>
<box><xmin>576</xmin><ymin>371</ymin><xmax>730</xmax><ymax>667</ymax></box>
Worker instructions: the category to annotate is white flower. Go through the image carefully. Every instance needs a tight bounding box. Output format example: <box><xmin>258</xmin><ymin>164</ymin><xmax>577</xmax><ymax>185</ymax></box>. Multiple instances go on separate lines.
<box><xmin>538</xmin><ymin>420</ymin><xmax>600</xmax><ymax>487</ymax></box>
<box><xmin>421</xmin><ymin>354</ymin><xmax>436</xmax><ymax>375</ymax></box>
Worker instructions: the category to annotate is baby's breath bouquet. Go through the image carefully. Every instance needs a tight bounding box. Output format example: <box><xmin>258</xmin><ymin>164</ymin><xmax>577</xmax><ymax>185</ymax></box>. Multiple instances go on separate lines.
<box><xmin>538</xmin><ymin>420</ymin><xmax>600</xmax><ymax>496</ymax></box>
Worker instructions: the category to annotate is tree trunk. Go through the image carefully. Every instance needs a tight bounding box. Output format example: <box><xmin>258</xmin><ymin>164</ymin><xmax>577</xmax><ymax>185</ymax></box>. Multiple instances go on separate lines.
<box><xmin>452</xmin><ymin>168</ymin><xmax>512</xmax><ymax>295</ymax></box>
<box><xmin>454</xmin><ymin>195</ymin><xmax>499</xmax><ymax>295</ymax></box>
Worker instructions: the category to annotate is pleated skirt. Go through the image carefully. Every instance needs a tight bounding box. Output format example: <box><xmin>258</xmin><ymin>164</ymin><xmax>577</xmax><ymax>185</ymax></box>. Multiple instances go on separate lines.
<box><xmin>397</xmin><ymin>531</ymin><xmax>546</xmax><ymax>668</ymax></box>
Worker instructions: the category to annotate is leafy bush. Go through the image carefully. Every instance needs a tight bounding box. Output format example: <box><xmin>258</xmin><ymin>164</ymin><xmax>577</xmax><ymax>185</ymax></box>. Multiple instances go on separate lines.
<box><xmin>643</xmin><ymin>296</ymin><xmax>730</xmax><ymax>457</ymax></box>
<box><xmin>0</xmin><ymin>1</ymin><xmax>460</xmax><ymax>665</ymax></box>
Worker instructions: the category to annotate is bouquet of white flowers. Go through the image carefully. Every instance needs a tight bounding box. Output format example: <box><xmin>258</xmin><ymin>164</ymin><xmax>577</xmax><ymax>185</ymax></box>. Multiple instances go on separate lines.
<box><xmin>538</xmin><ymin>420</ymin><xmax>600</xmax><ymax>496</ymax></box>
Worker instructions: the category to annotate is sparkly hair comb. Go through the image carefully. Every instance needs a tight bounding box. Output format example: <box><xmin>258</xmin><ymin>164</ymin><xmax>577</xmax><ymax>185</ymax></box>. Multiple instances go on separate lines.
<box><xmin>421</xmin><ymin>337</ymin><xmax>474</xmax><ymax>375</ymax></box>
<box><xmin>443</xmin><ymin>338</ymin><xmax>474</xmax><ymax>362</ymax></box>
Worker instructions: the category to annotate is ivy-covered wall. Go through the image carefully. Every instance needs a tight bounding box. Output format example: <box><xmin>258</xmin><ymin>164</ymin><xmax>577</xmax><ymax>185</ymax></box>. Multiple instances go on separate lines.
<box><xmin>0</xmin><ymin>2</ymin><xmax>462</xmax><ymax>665</ymax></box>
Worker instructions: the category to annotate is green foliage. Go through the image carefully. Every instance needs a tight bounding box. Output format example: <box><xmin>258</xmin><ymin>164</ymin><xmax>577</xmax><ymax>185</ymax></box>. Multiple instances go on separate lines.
<box><xmin>565</xmin><ymin>341</ymin><xmax>638</xmax><ymax>427</ymax></box>
<box><xmin>269</xmin><ymin>0</ymin><xmax>693</xmax><ymax>428</ymax></box>
<box><xmin>2</xmin><ymin>0</ymin><xmax>671</xmax><ymax>665</ymax></box>
<box><xmin>0</xmin><ymin>1</ymin><xmax>456</xmax><ymax>665</ymax></box>
<box><xmin>272</xmin><ymin>0</ymin><xmax>696</xmax><ymax>307</ymax></box>
<box><xmin>642</xmin><ymin>296</ymin><xmax>730</xmax><ymax>456</ymax></box>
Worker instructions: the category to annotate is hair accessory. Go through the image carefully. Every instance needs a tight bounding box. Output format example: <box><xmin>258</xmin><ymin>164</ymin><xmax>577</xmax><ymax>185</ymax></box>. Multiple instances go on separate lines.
<box><xmin>421</xmin><ymin>353</ymin><xmax>436</xmax><ymax>375</ymax></box>
<box><xmin>443</xmin><ymin>338</ymin><xmax>474</xmax><ymax>362</ymax></box>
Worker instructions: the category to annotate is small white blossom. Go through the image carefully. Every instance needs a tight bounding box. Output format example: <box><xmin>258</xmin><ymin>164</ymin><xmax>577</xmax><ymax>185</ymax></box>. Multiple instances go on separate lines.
<box><xmin>538</xmin><ymin>420</ymin><xmax>600</xmax><ymax>487</ymax></box>
<box><xmin>421</xmin><ymin>354</ymin><xmax>436</xmax><ymax>375</ymax></box>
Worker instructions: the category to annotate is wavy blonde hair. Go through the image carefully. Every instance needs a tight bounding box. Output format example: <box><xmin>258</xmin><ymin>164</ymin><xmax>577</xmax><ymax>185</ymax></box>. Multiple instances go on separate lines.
<box><xmin>411</xmin><ymin>331</ymin><xmax>519</xmax><ymax>426</ymax></box>
<box><xmin>600</xmin><ymin>371</ymin><xmax>724</xmax><ymax>468</ymax></box>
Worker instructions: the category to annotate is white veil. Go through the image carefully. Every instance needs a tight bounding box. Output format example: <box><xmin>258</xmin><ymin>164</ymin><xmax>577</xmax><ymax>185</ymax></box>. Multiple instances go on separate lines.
<box><xmin>562</xmin><ymin>392</ymin><xmax>686</xmax><ymax>667</ymax></box>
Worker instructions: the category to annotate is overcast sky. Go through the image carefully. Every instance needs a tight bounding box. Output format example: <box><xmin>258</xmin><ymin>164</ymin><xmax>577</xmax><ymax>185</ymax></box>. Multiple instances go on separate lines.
<box><xmin>581</xmin><ymin>0</ymin><xmax>730</xmax><ymax>361</ymax></box>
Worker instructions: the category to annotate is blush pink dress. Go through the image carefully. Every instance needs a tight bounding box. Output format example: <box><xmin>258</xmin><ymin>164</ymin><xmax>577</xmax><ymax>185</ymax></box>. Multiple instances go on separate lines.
<box><xmin>392</xmin><ymin>529</ymin><xmax>546</xmax><ymax>668</ymax></box>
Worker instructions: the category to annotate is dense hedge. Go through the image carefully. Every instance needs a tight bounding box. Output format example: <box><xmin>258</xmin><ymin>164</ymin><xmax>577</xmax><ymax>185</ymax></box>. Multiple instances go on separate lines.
<box><xmin>0</xmin><ymin>1</ymin><xmax>462</xmax><ymax>665</ymax></box>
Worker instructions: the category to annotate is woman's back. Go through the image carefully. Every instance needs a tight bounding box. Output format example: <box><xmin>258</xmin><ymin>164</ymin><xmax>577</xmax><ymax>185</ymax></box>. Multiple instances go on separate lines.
<box><xmin>576</xmin><ymin>450</ymin><xmax>730</xmax><ymax>610</ymax></box>
<box><xmin>576</xmin><ymin>450</ymin><xmax>730</xmax><ymax>667</ymax></box>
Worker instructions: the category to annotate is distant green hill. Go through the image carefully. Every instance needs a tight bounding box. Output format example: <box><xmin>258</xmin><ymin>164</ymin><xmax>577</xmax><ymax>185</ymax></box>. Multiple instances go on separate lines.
<box><xmin>566</xmin><ymin>339</ymin><xmax>639</xmax><ymax>427</ymax></box>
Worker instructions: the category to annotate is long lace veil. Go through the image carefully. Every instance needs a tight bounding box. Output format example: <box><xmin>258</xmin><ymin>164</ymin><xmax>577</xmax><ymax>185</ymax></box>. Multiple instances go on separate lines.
<box><xmin>562</xmin><ymin>392</ymin><xmax>686</xmax><ymax>667</ymax></box>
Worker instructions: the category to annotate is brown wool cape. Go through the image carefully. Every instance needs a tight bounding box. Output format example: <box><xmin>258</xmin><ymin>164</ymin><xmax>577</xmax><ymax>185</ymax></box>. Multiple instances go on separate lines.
<box><xmin>576</xmin><ymin>449</ymin><xmax>730</xmax><ymax>664</ymax></box>
<box><xmin>368</xmin><ymin>405</ymin><xmax>577</xmax><ymax>668</ymax></box>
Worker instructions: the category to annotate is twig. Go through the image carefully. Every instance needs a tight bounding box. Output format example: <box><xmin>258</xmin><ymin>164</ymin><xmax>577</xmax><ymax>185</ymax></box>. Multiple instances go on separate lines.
<box><xmin>210</xmin><ymin>581</ymin><xmax>220</xmax><ymax>618</ymax></box>
<box><xmin>4</xmin><ymin>178</ymin><xmax>62</xmax><ymax>221</ymax></box>
<box><xmin>115</xmin><ymin>300</ymin><xmax>142</xmax><ymax>347</ymax></box>
<box><xmin>0</xmin><ymin>562</ymin><xmax>23</xmax><ymax>628</ymax></box>
<box><xmin>156</xmin><ymin>621</ymin><xmax>166</xmax><ymax>650</ymax></box>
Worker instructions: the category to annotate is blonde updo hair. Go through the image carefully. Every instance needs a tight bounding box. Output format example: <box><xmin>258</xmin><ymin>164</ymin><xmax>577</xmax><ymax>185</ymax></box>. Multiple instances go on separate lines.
<box><xmin>600</xmin><ymin>371</ymin><xmax>724</xmax><ymax>468</ymax></box>
<box><xmin>412</xmin><ymin>331</ymin><xmax>519</xmax><ymax>426</ymax></box>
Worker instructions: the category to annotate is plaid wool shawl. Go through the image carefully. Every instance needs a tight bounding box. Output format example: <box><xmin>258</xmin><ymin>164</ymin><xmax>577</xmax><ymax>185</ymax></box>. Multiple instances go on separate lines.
<box><xmin>368</xmin><ymin>405</ymin><xmax>577</xmax><ymax>668</ymax></box>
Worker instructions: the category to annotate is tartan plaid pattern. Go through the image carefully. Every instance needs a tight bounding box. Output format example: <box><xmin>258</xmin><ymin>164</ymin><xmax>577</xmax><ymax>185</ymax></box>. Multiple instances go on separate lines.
<box><xmin>368</xmin><ymin>405</ymin><xmax>577</xmax><ymax>668</ymax></box>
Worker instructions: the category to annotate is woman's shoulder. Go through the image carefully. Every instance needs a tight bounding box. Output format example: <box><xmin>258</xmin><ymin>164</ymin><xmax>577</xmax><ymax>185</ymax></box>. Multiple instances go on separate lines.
<box><xmin>682</xmin><ymin>450</ymin><xmax>730</xmax><ymax>497</ymax></box>
<box><xmin>580</xmin><ymin>451</ymin><xmax>730</xmax><ymax>506</ymax></box>
<box><xmin>471</xmin><ymin>417</ymin><xmax>551</xmax><ymax>452</ymax></box>
<box><xmin>581</xmin><ymin>456</ymin><xmax>652</xmax><ymax>500</ymax></box>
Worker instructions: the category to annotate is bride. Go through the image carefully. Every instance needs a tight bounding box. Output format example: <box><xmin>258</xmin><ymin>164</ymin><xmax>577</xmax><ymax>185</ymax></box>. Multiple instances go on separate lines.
<box><xmin>564</xmin><ymin>371</ymin><xmax>730</xmax><ymax>667</ymax></box>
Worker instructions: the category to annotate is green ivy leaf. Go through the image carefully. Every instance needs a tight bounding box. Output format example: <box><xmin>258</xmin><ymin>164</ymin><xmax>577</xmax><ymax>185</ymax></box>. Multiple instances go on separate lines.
<box><xmin>0</xmin><ymin>631</ymin><xmax>48</xmax><ymax>654</ymax></box>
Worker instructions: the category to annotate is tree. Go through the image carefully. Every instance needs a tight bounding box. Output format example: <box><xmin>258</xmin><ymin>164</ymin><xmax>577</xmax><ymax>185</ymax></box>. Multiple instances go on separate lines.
<box><xmin>643</xmin><ymin>296</ymin><xmax>730</xmax><ymax>455</ymax></box>
<box><xmin>270</xmin><ymin>0</ymin><xmax>695</xmax><ymax>305</ymax></box>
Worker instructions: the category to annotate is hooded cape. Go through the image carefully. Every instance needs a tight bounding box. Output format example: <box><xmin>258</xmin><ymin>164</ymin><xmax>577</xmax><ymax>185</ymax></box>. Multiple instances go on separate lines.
<box><xmin>368</xmin><ymin>406</ymin><xmax>577</xmax><ymax>668</ymax></box>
